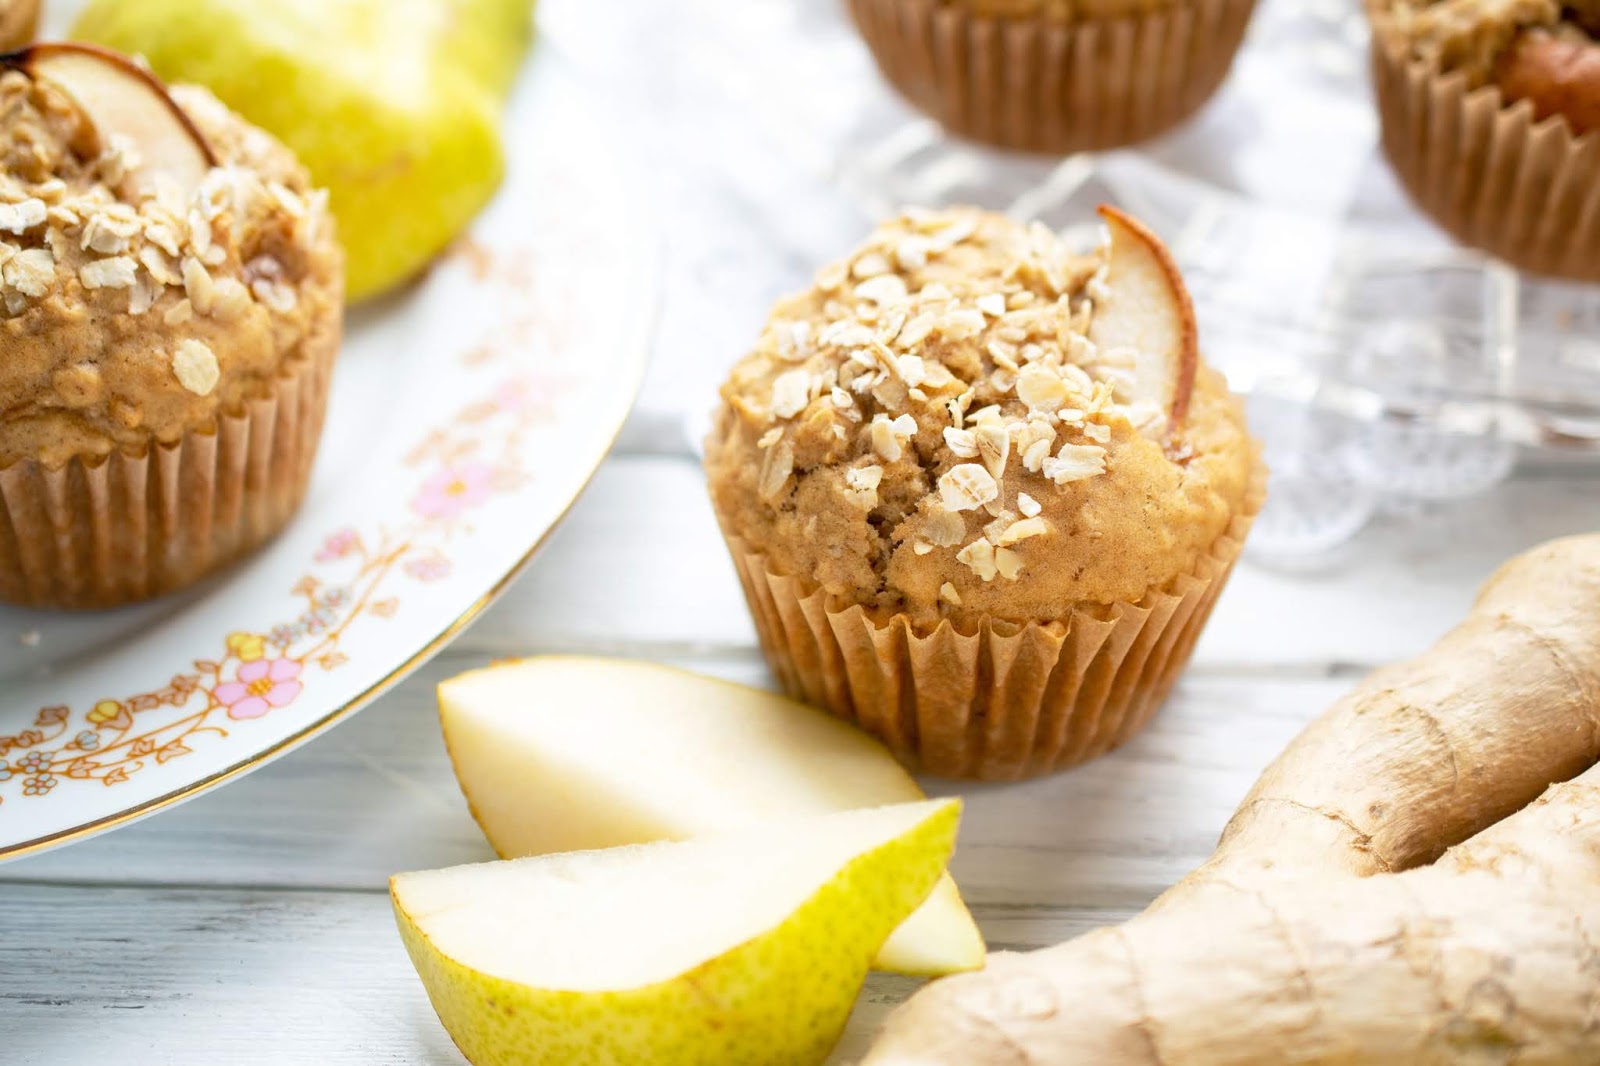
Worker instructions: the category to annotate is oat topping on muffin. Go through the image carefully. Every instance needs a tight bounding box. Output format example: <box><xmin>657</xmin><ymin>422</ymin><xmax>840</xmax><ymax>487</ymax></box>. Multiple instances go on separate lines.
<box><xmin>707</xmin><ymin>208</ymin><xmax>1254</xmax><ymax>628</ymax></box>
<box><xmin>1386</xmin><ymin>0</ymin><xmax>1557</xmax><ymax>77</ymax></box>
<box><xmin>1377</xmin><ymin>0</ymin><xmax>1600</xmax><ymax>135</ymax></box>
<box><xmin>0</xmin><ymin>67</ymin><xmax>341</xmax><ymax>467</ymax></box>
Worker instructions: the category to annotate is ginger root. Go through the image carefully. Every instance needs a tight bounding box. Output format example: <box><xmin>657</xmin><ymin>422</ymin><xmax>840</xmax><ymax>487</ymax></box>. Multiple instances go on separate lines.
<box><xmin>865</xmin><ymin>534</ymin><xmax>1600</xmax><ymax>1064</ymax></box>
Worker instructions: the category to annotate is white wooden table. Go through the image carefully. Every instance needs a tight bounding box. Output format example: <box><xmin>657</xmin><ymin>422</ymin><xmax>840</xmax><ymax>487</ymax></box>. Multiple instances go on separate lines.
<box><xmin>5</xmin><ymin>446</ymin><xmax>1598</xmax><ymax>1063</ymax></box>
<box><xmin>6</xmin><ymin>3</ymin><xmax>1600</xmax><ymax>1061</ymax></box>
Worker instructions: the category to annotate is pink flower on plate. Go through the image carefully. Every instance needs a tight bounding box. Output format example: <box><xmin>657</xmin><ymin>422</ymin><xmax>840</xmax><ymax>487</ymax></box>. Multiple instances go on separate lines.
<box><xmin>216</xmin><ymin>658</ymin><xmax>304</xmax><ymax>721</ymax></box>
<box><xmin>316</xmin><ymin>527</ymin><xmax>359</xmax><ymax>563</ymax></box>
<box><xmin>412</xmin><ymin>462</ymin><xmax>495</xmax><ymax>521</ymax></box>
<box><xmin>404</xmin><ymin>551</ymin><xmax>452</xmax><ymax>583</ymax></box>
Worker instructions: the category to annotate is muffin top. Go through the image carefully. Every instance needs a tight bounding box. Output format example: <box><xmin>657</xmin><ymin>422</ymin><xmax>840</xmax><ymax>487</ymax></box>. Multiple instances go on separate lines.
<box><xmin>1378</xmin><ymin>0</ymin><xmax>1599</xmax><ymax>85</ymax></box>
<box><xmin>706</xmin><ymin>207</ymin><xmax>1255</xmax><ymax>630</ymax></box>
<box><xmin>0</xmin><ymin>58</ymin><xmax>341</xmax><ymax>469</ymax></box>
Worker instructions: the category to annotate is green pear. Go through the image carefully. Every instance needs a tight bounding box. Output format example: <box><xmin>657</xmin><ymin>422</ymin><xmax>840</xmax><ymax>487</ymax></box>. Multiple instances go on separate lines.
<box><xmin>437</xmin><ymin>655</ymin><xmax>986</xmax><ymax>977</ymax></box>
<box><xmin>392</xmin><ymin>800</ymin><xmax>963</xmax><ymax>1066</ymax></box>
<box><xmin>72</xmin><ymin>0</ymin><xmax>533</xmax><ymax>302</ymax></box>
<box><xmin>441</xmin><ymin>0</ymin><xmax>535</xmax><ymax>98</ymax></box>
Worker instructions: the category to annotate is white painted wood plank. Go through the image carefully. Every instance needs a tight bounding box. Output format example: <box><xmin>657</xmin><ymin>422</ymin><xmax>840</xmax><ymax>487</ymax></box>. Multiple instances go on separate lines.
<box><xmin>465</xmin><ymin>456</ymin><xmax>761</xmax><ymax>654</ymax></box>
<box><xmin>1198</xmin><ymin>471</ymin><xmax>1600</xmax><ymax>670</ymax></box>
<box><xmin>473</xmin><ymin>456</ymin><xmax>1600</xmax><ymax>670</ymax></box>
<box><xmin>0</xmin><ymin>882</ymin><xmax>1124</xmax><ymax>1066</ymax></box>
<box><xmin>5</xmin><ymin>646</ymin><xmax>1332</xmax><ymax>910</ymax></box>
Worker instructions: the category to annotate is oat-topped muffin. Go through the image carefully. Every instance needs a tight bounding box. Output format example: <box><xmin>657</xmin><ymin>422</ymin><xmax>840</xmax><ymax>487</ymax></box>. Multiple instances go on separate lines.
<box><xmin>0</xmin><ymin>45</ymin><xmax>342</xmax><ymax>608</ymax></box>
<box><xmin>706</xmin><ymin>207</ymin><xmax>1262</xmax><ymax>780</ymax></box>
<box><xmin>848</xmin><ymin>0</ymin><xmax>1258</xmax><ymax>153</ymax></box>
<box><xmin>1370</xmin><ymin>0</ymin><xmax>1600</xmax><ymax>279</ymax></box>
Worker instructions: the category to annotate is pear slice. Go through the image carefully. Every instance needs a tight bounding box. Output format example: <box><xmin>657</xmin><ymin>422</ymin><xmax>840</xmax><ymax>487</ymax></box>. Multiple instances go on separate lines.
<box><xmin>1086</xmin><ymin>204</ymin><xmax>1199</xmax><ymax>431</ymax></box>
<box><xmin>437</xmin><ymin>656</ymin><xmax>985</xmax><ymax>977</ymax></box>
<box><xmin>2</xmin><ymin>43</ymin><xmax>214</xmax><ymax>197</ymax></box>
<box><xmin>392</xmin><ymin>799</ymin><xmax>963</xmax><ymax>1066</ymax></box>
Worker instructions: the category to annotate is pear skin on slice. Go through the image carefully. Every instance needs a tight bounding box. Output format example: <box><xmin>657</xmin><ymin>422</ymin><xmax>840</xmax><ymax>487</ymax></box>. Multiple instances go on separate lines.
<box><xmin>1087</xmin><ymin>204</ymin><xmax>1199</xmax><ymax>431</ymax></box>
<box><xmin>392</xmin><ymin>800</ymin><xmax>963</xmax><ymax>1066</ymax></box>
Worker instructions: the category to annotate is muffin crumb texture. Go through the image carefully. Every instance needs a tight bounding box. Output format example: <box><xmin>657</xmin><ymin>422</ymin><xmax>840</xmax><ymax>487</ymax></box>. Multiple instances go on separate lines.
<box><xmin>706</xmin><ymin>208</ymin><xmax>1254</xmax><ymax>630</ymax></box>
<box><xmin>0</xmin><ymin>72</ymin><xmax>341</xmax><ymax>468</ymax></box>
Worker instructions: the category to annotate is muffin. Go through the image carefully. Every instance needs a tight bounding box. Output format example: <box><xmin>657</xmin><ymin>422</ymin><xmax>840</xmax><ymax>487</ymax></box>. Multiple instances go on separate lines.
<box><xmin>1370</xmin><ymin>0</ymin><xmax>1600</xmax><ymax>280</ymax></box>
<box><xmin>0</xmin><ymin>0</ymin><xmax>39</xmax><ymax>52</ymax></box>
<box><xmin>847</xmin><ymin>0</ymin><xmax>1260</xmax><ymax>154</ymax></box>
<box><xmin>706</xmin><ymin>206</ymin><xmax>1262</xmax><ymax>780</ymax></box>
<box><xmin>0</xmin><ymin>44</ymin><xmax>342</xmax><ymax>608</ymax></box>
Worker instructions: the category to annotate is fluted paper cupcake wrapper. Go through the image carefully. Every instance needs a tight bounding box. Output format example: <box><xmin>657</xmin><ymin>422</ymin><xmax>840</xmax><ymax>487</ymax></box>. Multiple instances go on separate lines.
<box><xmin>847</xmin><ymin>0</ymin><xmax>1258</xmax><ymax>154</ymax></box>
<box><xmin>1371</xmin><ymin>33</ymin><xmax>1600</xmax><ymax>283</ymax></box>
<box><xmin>723</xmin><ymin>467</ymin><xmax>1264</xmax><ymax>781</ymax></box>
<box><xmin>0</xmin><ymin>345</ymin><xmax>335</xmax><ymax>610</ymax></box>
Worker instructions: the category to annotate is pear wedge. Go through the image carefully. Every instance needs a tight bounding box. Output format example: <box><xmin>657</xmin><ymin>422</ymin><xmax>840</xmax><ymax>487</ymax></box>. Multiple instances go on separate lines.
<box><xmin>392</xmin><ymin>799</ymin><xmax>962</xmax><ymax>1066</ymax></box>
<box><xmin>437</xmin><ymin>655</ymin><xmax>985</xmax><ymax>977</ymax></box>
<box><xmin>1087</xmin><ymin>204</ymin><xmax>1199</xmax><ymax>430</ymax></box>
<box><xmin>72</xmin><ymin>0</ymin><xmax>530</xmax><ymax>301</ymax></box>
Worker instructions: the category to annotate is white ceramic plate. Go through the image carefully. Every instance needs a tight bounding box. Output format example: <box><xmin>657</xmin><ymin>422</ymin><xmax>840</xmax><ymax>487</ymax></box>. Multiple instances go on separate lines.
<box><xmin>0</xmin><ymin>39</ymin><xmax>655</xmax><ymax>860</ymax></box>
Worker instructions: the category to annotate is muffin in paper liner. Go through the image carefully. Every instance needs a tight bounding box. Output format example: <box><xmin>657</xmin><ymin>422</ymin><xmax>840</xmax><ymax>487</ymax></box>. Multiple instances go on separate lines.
<box><xmin>846</xmin><ymin>0</ymin><xmax>1259</xmax><ymax>153</ymax></box>
<box><xmin>0</xmin><ymin>334</ymin><xmax>337</xmax><ymax>610</ymax></box>
<box><xmin>0</xmin><ymin>60</ymin><xmax>343</xmax><ymax>609</ymax></box>
<box><xmin>720</xmin><ymin>464</ymin><xmax>1264</xmax><ymax>781</ymax></box>
<box><xmin>1370</xmin><ymin>31</ymin><xmax>1600</xmax><ymax>282</ymax></box>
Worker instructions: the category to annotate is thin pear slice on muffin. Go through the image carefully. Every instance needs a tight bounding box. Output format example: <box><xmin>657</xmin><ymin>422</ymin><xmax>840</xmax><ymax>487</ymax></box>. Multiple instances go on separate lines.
<box><xmin>1087</xmin><ymin>205</ymin><xmax>1199</xmax><ymax>431</ymax></box>
<box><xmin>2</xmin><ymin>43</ymin><xmax>216</xmax><ymax>197</ymax></box>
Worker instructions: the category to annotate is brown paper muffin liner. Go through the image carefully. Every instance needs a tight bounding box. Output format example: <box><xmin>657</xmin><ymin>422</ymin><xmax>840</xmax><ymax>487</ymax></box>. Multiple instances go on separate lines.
<box><xmin>721</xmin><ymin>465</ymin><xmax>1265</xmax><ymax>781</ymax></box>
<box><xmin>847</xmin><ymin>0</ymin><xmax>1259</xmax><ymax>154</ymax></box>
<box><xmin>1370</xmin><ymin>32</ymin><xmax>1600</xmax><ymax>283</ymax></box>
<box><xmin>0</xmin><ymin>339</ymin><xmax>337</xmax><ymax>610</ymax></box>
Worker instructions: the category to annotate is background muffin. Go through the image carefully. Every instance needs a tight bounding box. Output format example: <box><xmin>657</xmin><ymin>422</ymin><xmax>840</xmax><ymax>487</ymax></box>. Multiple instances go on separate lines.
<box><xmin>847</xmin><ymin>0</ymin><xmax>1259</xmax><ymax>154</ymax></box>
<box><xmin>706</xmin><ymin>206</ymin><xmax>1262</xmax><ymax>779</ymax></box>
<box><xmin>0</xmin><ymin>46</ymin><xmax>342</xmax><ymax>608</ymax></box>
<box><xmin>1370</xmin><ymin>0</ymin><xmax>1600</xmax><ymax>280</ymax></box>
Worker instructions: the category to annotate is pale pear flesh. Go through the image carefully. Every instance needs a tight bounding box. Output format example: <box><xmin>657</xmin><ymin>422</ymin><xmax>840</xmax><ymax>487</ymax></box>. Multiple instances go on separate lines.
<box><xmin>392</xmin><ymin>800</ymin><xmax>962</xmax><ymax>1066</ymax></box>
<box><xmin>436</xmin><ymin>655</ymin><xmax>986</xmax><ymax>976</ymax></box>
<box><xmin>1086</xmin><ymin>204</ymin><xmax>1200</xmax><ymax>430</ymax></box>
<box><xmin>4</xmin><ymin>43</ymin><xmax>214</xmax><ymax>197</ymax></box>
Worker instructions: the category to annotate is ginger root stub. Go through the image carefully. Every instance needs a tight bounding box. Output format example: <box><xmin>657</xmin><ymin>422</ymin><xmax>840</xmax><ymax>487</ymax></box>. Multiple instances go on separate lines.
<box><xmin>866</xmin><ymin>534</ymin><xmax>1600</xmax><ymax>1065</ymax></box>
